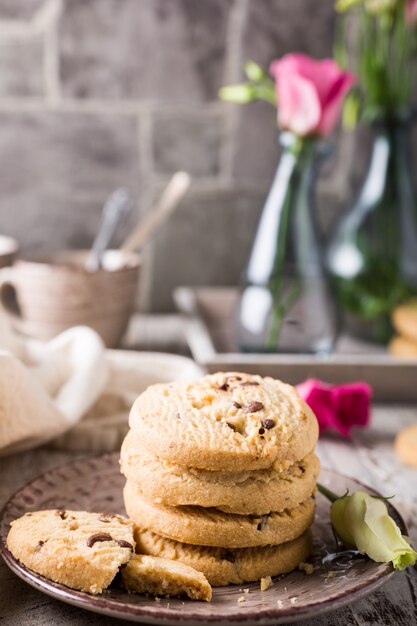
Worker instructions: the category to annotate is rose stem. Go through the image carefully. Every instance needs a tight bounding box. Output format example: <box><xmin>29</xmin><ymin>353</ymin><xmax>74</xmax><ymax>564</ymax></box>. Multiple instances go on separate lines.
<box><xmin>317</xmin><ymin>482</ymin><xmax>340</xmax><ymax>503</ymax></box>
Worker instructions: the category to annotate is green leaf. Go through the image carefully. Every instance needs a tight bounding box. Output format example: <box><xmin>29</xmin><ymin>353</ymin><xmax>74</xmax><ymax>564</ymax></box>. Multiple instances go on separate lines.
<box><xmin>244</xmin><ymin>60</ymin><xmax>267</xmax><ymax>82</ymax></box>
<box><xmin>335</xmin><ymin>0</ymin><xmax>362</xmax><ymax>12</ymax></box>
<box><xmin>218</xmin><ymin>84</ymin><xmax>254</xmax><ymax>103</ymax></box>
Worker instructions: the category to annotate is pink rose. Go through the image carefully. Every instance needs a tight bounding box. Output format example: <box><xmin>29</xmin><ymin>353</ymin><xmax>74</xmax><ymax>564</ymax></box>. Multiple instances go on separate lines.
<box><xmin>269</xmin><ymin>54</ymin><xmax>355</xmax><ymax>137</ymax></box>
<box><xmin>406</xmin><ymin>0</ymin><xmax>417</xmax><ymax>24</ymax></box>
<box><xmin>296</xmin><ymin>379</ymin><xmax>371</xmax><ymax>437</ymax></box>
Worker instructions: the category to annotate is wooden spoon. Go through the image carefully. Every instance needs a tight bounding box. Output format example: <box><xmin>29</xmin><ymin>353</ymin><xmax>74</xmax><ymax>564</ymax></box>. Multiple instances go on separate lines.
<box><xmin>120</xmin><ymin>172</ymin><xmax>191</xmax><ymax>253</ymax></box>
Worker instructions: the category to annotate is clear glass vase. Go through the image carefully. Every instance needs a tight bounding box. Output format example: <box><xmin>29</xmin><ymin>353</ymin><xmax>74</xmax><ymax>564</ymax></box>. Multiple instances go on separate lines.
<box><xmin>236</xmin><ymin>132</ymin><xmax>338</xmax><ymax>354</ymax></box>
<box><xmin>327</xmin><ymin>114</ymin><xmax>417</xmax><ymax>343</ymax></box>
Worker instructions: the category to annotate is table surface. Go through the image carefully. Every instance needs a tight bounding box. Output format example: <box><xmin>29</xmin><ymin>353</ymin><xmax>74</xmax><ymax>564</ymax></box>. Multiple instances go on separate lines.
<box><xmin>1</xmin><ymin>317</ymin><xmax>417</xmax><ymax>626</ymax></box>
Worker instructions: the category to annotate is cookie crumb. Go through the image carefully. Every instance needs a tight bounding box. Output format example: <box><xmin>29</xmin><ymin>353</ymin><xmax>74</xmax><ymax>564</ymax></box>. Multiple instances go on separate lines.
<box><xmin>290</xmin><ymin>596</ymin><xmax>298</xmax><ymax>604</ymax></box>
<box><xmin>238</xmin><ymin>596</ymin><xmax>246</xmax><ymax>603</ymax></box>
<box><xmin>327</xmin><ymin>570</ymin><xmax>334</xmax><ymax>579</ymax></box>
<box><xmin>243</xmin><ymin>588</ymin><xmax>250</xmax><ymax>594</ymax></box>
<box><xmin>155</xmin><ymin>597</ymin><xmax>161</xmax><ymax>602</ymax></box>
<box><xmin>260</xmin><ymin>576</ymin><xmax>273</xmax><ymax>591</ymax></box>
<box><xmin>298</xmin><ymin>561</ymin><xmax>314</xmax><ymax>575</ymax></box>
<box><xmin>277</xmin><ymin>599</ymin><xmax>284</xmax><ymax>608</ymax></box>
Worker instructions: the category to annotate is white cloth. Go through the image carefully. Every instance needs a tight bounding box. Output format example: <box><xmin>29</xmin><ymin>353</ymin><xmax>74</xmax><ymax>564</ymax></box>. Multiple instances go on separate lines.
<box><xmin>0</xmin><ymin>317</ymin><xmax>203</xmax><ymax>456</ymax></box>
<box><xmin>0</xmin><ymin>318</ymin><xmax>108</xmax><ymax>456</ymax></box>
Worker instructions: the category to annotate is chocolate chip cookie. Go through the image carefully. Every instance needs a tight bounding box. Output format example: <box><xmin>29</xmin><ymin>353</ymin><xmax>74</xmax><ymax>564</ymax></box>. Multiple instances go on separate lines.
<box><xmin>121</xmin><ymin>429</ymin><xmax>320</xmax><ymax>515</ymax></box>
<box><xmin>124</xmin><ymin>482</ymin><xmax>315</xmax><ymax>549</ymax></box>
<box><xmin>128</xmin><ymin>372</ymin><xmax>318</xmax><ymax>471</ymax></box>
<box><xmin>135</xmin><ymin>528</ymin><xmax>313</xmax><ymax>586</ymax></box>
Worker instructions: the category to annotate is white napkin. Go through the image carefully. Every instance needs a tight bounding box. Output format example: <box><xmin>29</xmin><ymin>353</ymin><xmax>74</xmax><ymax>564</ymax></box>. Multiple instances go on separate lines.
<box><xmin>0</xmin><ymin>317</ymin><xmax>108</xmax><ymax>456</ymax></box>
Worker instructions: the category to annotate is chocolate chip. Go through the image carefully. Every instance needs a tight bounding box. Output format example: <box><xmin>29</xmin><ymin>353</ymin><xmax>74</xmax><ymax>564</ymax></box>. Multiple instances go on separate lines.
<box><xmin>87</xmin><ymin>532</ymin><xmax>113</xmax><ymax>547</ymax></box>
<box><xmin>36</xmin><ymin>540</ymin><xmax>45</xmax><ymax>551</ymax></box>
<box><xmin>116</xmin><ymin>539</ymin><xmax>134</xmax><ymax>550</ymax></box>
<box><xmin>217</xmin><ymin>382</ymin><xmax>229</xmax><ymax>391</ymax></box>
<box><xmin>226</xmin><ymin>422</ymin><xmax>237</xmax><ymax>431</ymax></box>
<box><xmin>242</xmin><ymin>401</ymin><xmax>264</xmax><ymax>413</ymax></box>
<box><xmin>221</xmin><ymin>549</ymin><xmax>235</xmax><ymax>563</ymax></box>
<box><xmin>98</xmin><ymin>514</ymin><xmax>113</xmax><ymax>523</ymax></box>
<box><xmin>233</xmin><ymin>401</ymin><xmax>242</xmax><ymax>409</ymax></box>
<box><xmin>298</xmin><ymin>464</ymin><xmax>306</xmax><ymax>474</ymax></box>
<box><xmin>175</xmin><ymin>413</ymin><xmax>181</xmax><ymax>419</ymax></box>
<box><xmin>256</xmin><ymin>515</ymin><xmax>269</xmax><ymax>531</ymax></box>
<box><xmin>258</xmin><ymin>428</ymin><xmax>265</xmax><ymax>435</ymax></box>
<box><xmin>240</xmin><ymin>381</ymin><xmax>260</xmax><ymax>386</ymax></box>
<box><xmin>56</xmin><ymin>509</ymin><xmax>67</xmax><ymax>520</ymax></box>
<box><xmin>226</xmin><ymin>375</ymin><xmax>242</xmax><ymax>382</ymax></box>
<box><xmin>261</xmin><ymin>419</ymin><xmax>275</xmax><ymax>430</ymax></box>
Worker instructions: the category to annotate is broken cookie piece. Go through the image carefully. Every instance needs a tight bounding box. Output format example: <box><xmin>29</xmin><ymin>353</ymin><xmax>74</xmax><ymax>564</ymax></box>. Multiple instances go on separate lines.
<box><xmin>121</xmin><ymin>554</ymin><xmax>212</xmax><ymax>602</ymax></box>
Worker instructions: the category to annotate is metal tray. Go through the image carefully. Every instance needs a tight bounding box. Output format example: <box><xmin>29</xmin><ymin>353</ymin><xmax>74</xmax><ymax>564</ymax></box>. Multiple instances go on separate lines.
<box><xmin>174</xmin><ymin>287</ymin><xmax>417</xmax><ymax>402</ymax></box>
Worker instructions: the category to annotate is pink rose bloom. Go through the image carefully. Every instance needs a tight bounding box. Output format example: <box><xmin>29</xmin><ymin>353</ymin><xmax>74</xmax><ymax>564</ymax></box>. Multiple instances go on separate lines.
<box><xmin>269</xmin><ymin>54</ymin><xmax>355</xmax><ymax>137</ymax></box>
<box><xmin>406</xmin><ymin>0</ymin><xmax>417</xmax><ymax>24</ymax></box>
<box><xmin>296</xmin><ymin>379</ymin><xmax>371</xmax><ymax>437</ymax></box>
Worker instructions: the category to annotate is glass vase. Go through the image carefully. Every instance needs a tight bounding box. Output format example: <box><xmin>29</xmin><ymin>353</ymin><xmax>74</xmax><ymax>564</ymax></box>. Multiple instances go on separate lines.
<box><xmin>327</xmin><ymin>114</ymin><xmax>417</xmax><ymax>343</ymax></box>
<box><xmin>236</xmin><ymin>132</ymin><xmax>338</xmax><ymax>354</ymax></box>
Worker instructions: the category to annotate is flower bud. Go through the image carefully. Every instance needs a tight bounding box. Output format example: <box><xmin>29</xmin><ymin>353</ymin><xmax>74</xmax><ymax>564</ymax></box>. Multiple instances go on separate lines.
<box><xmin>330</xmin><ymin>491</ymin><xmax>416</xmax><ymax>570</ymax></box>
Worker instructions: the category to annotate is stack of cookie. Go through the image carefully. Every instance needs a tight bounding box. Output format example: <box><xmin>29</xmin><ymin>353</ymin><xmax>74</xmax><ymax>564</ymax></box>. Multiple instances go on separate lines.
<box><xmin>120</xmin><ymin>372</ymin><xmax>320</xmax><ymax>586</ymax></box>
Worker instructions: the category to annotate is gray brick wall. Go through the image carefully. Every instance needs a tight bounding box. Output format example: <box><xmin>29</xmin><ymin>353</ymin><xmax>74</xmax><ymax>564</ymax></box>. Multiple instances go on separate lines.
<box><xmin>0</xmin><ymin>0</ymin><xmax>364</xmax><ymax>311</ymax></box>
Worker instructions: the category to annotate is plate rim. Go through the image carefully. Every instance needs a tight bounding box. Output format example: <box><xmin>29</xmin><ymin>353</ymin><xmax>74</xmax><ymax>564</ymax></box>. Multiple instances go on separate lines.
<box><xmin>0</xmin><ymin>452</ymin><xmax>405</xmax><ymax>624</ymax></box>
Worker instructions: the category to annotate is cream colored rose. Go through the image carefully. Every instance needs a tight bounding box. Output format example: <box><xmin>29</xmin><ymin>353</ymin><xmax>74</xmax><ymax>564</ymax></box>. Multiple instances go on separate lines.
<box><xmin>331</xmin><ymin>491</ymin><xmax>416</xmax><ymax>570</ymax></box>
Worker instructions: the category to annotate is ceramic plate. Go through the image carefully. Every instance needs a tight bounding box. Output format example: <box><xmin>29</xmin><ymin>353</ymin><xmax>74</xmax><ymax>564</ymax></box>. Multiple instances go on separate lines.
<box><xmin>0</xmin><ymin>454</ymin><xmax>404</xmax><ymax>625</ymax></box>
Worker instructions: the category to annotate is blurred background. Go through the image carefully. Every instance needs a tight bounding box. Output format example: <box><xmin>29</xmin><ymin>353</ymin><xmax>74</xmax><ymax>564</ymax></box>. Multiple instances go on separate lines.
<box><xmin>0</xmin><ymin>0</ymin><xmax>370</xmax><ymax>312</ymax></box>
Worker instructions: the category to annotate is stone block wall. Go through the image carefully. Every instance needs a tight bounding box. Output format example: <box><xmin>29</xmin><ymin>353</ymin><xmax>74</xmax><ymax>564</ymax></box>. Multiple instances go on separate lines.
<box><xmin>0</xmin><ymin>0</ymin><xmax>364</xmax><ymax>311</ymax></box>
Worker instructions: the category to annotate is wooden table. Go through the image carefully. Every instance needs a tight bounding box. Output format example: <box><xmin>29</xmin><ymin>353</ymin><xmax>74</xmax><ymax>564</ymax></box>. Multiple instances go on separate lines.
<box><xmin>0</xmin><ymin>319</ymin><xmax>417</xmax><ymax>625</ymax></box>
